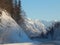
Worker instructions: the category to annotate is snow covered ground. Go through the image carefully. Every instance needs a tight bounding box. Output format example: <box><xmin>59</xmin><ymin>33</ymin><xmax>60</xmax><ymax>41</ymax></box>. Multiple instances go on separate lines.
<box><xmin>1</xmin><ymin>43</ymin><xmax>36</xmax><ymax>45</ymax></box>
<box><xmin>1</xmin><ymin>41</ymin><xmax>60</xmax><ymax>45</ymax></box>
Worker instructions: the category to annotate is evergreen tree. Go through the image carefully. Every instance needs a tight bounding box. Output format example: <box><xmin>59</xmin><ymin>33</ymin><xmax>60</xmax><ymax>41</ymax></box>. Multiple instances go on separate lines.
<box><xmin>0</xmin><ymin>0</ymin><xmax>24</xmax><ymax>23</ymax></box>
<box><xmin>13</xmin><ymin>0</ymin><xmax>24</xmax><ymax>23</ymax></box>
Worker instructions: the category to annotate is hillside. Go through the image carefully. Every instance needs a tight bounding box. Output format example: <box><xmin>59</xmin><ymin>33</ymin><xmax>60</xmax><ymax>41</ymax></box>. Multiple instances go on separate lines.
<box><xmin>0</xmin><ymin>9</ymin><xmax>31</xmax><ymax>44</ymax></box>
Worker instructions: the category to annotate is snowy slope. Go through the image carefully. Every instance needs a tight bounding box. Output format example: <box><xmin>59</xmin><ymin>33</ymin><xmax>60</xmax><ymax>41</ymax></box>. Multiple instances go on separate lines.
<box><xmin>19</xmin><ymin>18</ymin><xmax>47</xmax><ymax>38</ymax></box>
<box><xmin>0</xmin><ymin>9</ymin><xmax>30</xmax><ymax>43</ymax></box>
<box><xmin>41</xmin><ymin>20</ymin><xmax>53</xmax><ymax>29</ymax></box>
<box><xmin>19</xmin><ymin>18</ymin><xmax>60</xmax><ymax>41</ymax></box>
<box><xmin>0</xmin><ymin>8</ymin><xmax>60</xmax><ymax>44</ymax></box>
<box><xmin>42</xmin><ymin>20</ymin><xmax>60</xmax><ymax>40</ymax></box>
<box><xmin>0</xmin><ymin>9</ymin><xmax>60</xmax><ymax>44</ymax></box>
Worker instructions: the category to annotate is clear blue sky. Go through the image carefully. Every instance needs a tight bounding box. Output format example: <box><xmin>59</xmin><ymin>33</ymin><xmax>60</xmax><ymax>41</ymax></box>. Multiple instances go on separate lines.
<box><xmin>21</xmin><ymin>0</ymin><xmax>60</xmax><ymax>21</ymax></box>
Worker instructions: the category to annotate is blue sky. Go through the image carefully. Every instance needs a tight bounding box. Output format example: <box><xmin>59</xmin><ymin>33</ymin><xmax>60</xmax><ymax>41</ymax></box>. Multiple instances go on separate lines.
<box><xmin>21</xmin><ymin>0</ymin><xmax>60</xmax><ymax>21</ymax></box>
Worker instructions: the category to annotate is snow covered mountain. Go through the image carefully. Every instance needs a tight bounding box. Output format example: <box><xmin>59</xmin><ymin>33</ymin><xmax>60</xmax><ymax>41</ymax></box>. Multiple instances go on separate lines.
<box><xmin>0</xmin><ymin>9</ymin><xmax>31</xmax><ymax>43</ymax></box>
<box><xmin>41</xmin><ymin>20</ymin><xmax>52</xmax><ymax>28</ymax></box>
<box><xmin>0</xmin><ymin>9</ymin><xmax>60</xmax><ymax>44</ymax></box>
<box><xmin>19</xmin><ymin>18</ymin><xmax>60</xmax><ymax>40</ymax></box>
<box><xmin>19</xmin><ymin>18</ymin><xmax>47</xmax><ymax>39</ymax></box>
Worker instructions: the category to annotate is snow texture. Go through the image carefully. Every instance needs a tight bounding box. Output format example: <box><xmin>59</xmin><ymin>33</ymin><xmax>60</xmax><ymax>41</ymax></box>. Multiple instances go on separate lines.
<box><xmin>0</xmin><ymin>9</ymin><xmax>30</xmax><ymax>43</ymax></box>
